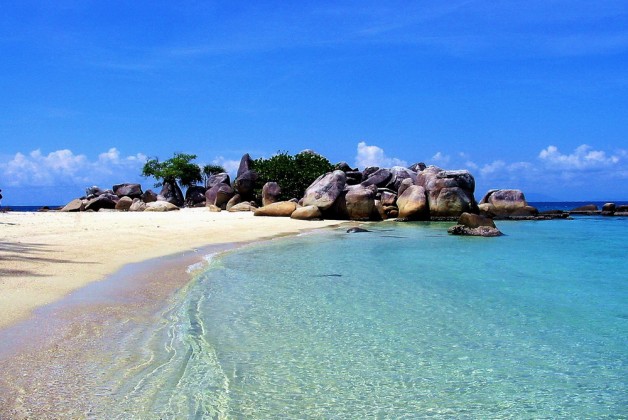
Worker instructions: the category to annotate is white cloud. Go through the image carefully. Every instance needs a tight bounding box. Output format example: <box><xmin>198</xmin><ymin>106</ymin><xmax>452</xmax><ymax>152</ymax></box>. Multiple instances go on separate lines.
<box><xmin>211</xmin><ymin>156</ymin><xmax>241</xmax><ymax>176</ymax></box>
<box><xmin>355</xmin><ymin>141</ymin><xmax>407</xmax><ymax>169</ymax></box>
<box><xmin>539</xmin><ymin>144</ymin><xmax>620</xmax><ymax>170</ymax></box>
<box><xmin>479</xmin><ymin>160</ymin><xmax>507</xmax><ymax>177</ymax></box>
<box><xmin>0</xmin><ymin>148</ymin><xmax>147</xmax><ymax>188</ymax></box>
<box><xmin>431</xmin><ymin>151</ymin><xmax>450</xmax><ymax>165</ymax></box>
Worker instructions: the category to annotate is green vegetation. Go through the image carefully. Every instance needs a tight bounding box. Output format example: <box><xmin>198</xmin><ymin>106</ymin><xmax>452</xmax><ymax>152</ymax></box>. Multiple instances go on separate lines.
<box><xmin>201</xmin><ymin>164</ymin><xmax>226</xmax><ymax>188</ymax></box>
<box><xmin>142</xmin><ymin>153</ymin><xmax>202</xmax><ymax>188</ymax></box>
<box><xmin>252</xmin><ymin>151</ymin><xmax>334</xmax><ymax>200</ymax></box>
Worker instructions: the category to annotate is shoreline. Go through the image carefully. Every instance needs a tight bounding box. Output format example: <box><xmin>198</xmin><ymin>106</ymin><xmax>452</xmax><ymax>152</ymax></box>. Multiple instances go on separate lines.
<box><xmin>0</xmin><ymin>213</ymin><xmax>349</xmax><ymax>418</ymax></box>
<box><xmin>0</xmin><ymin>208</ymin><xmax>346</xmax><ymax>330</ymax></box>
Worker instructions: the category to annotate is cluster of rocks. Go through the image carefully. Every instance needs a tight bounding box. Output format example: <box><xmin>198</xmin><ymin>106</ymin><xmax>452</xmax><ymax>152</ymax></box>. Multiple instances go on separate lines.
<box><xmin>66</xmin><ymin>151</ymin><xmax>628</xmax><ymax>238</ymax></box>
<box><xmin>61</xmin><ymin>184</ymin><xmax>180</xmax><ymax>212</ymax></box>
<box><xmin>287</xmin><ymin>163</ymin><xmax>479</xmax><ymax>221</ymax></box>
<box><xmin>568</xmin><ymin>203</ymin><xmax>628</xmax><ymax>217</ymax></box>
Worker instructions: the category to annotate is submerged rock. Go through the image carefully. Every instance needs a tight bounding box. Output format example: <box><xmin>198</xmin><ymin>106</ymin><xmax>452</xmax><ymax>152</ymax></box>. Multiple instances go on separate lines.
<box><xmin>347</xmin><ymin>227</ymin><xmax>370</xmax><ymax>233</ymax></box>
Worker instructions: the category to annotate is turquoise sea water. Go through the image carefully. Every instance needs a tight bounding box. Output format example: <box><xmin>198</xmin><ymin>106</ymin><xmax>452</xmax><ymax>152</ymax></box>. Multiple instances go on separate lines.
<box><xmin>102</xmin><ymin>216</ymin><xmax>627</xmax><ymax>418</ymax></box>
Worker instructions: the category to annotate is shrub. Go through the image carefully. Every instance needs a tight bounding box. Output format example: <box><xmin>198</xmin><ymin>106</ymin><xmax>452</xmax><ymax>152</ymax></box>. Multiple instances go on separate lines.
<box><xmin>252</xmin><ymin>151</ymin><xmax>334</xmax><ymax>201</ymax></box>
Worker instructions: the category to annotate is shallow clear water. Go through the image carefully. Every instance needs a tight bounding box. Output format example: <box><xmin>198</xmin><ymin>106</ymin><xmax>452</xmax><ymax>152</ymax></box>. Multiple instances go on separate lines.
<box><xmin>104</xmin><ymin>217</ymin><xmax>627</xmax><ymax>418</ymax></box>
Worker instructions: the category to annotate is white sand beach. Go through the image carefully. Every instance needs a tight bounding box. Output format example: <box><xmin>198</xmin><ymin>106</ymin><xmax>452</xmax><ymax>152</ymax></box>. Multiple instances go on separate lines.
<box><xmin>0</xmin><ymin>209</ymin><xmax>343</xmax><ymax>329</ymax></box>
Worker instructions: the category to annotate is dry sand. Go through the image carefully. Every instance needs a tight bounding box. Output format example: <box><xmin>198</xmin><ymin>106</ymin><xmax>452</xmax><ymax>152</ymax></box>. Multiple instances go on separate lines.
<box><xmin>0</xmin><ymin>208</ymin><xmax>344</xmax><ymax>329</ymax></box>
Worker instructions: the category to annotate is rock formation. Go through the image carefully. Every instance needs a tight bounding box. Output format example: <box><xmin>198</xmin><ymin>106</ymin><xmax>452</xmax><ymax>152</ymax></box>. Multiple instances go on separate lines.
<box><xmin>479</xmin><ymin>189</ymin><xmax>537</xmax><ymax>218</ymax></box>
<box><xmin>448</xmin><ymin>212</ymin><xmax>502</xmax><ymax>237</ymax></box>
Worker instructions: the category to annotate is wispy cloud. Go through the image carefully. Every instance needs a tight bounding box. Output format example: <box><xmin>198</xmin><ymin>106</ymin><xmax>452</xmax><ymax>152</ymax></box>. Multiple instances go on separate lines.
<box><xmin>355</xmin><ymin>142</ymin><xmax>407</xmax><ymax>169</ymax></box>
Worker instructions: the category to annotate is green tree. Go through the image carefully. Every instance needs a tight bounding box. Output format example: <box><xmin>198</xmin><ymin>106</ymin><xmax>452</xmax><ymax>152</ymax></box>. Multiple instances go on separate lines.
<box><xmin>252</xmin><ymin>151</ymin><xmax>334</xmax><ymax>200</ymax></box>
<box><xmin>201</xmin><ymin>164</ymin><xmax>226</xmax><ymax>188</ymax></box>
<box><xmin>142</xmin><ymin>153</ymin><xmax>202</xmax><ymax>188</ymax></box>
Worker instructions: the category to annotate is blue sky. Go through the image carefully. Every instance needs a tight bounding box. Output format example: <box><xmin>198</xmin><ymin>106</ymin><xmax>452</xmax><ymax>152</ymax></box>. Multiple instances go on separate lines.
<box><xmin>1</xmin><ymin>1</ymin><xmax>627</xmax><ymax>205</ymax></box>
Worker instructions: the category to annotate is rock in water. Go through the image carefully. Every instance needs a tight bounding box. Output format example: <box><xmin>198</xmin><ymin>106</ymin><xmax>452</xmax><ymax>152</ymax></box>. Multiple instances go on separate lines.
<box><xmin>344</xmin><ymin>185</ymin><xmax>376</xmax><ymax>221</ymax></box>
<box><xmin>417</xmin><ymin>167</ymin><xmax>478</xmax><ymax>218</ymax></box>
<box><xmin>479</xmin><ymin>189</ymin><xmax>537</xmax><ymax>217</ymax></box>
<box><xmin>448</xmin><ymin>212</ymin><xmax>502</xmax><ymax>237</ymax></box>
<box><xmin>397</xmin><ymin>185</ymin><xmax>428</xmax><ymax>220</ymax></box>
<box><xmin>347</xmin><ymin>227</ymin><xmax>370</xmax><ymax>233</ymax></box>
<box><xmin>302</xmin><ymin>170</ymin><xmax>346</xmax><ymax>211</ymax></box>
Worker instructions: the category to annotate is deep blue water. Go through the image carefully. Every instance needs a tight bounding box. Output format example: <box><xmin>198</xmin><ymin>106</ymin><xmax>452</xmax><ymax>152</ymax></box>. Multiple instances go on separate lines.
<box><xmin>95</xmin><ymin>215</ymin><xmax>627</xmax><ymax>418</ymax></box>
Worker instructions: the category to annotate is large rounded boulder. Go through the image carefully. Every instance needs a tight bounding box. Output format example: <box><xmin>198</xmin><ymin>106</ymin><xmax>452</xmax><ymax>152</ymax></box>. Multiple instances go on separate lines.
<box><xmin>205</xmin><ymin>183</ymin><xmax>235</xmax><ymax>208</ymax></box>
<box><xmin>145</xmin><ymin>201</ymin><xmax>180</xmax><ymax>212</ymax></box>
<box><xmin>113</xmin><ymin>183</ymin><xmax>143</xmax><ymax>199</ymax></box>
<box><xmin>291</xmin><ymin>205</ymin><xmax>322</xmax><ymax>220</ymax></box>
<box><xmin>185</xmin><ymin>186</ymin><xmax>207</xmax><ymax>207</ymax></box>
<box><xmin>85</xmin><ymin>194</ymin><xmax>118</xmax><ymax>211</ymax></box>
<box><xmin>115</xmin><ymin>196</ymin><xmax>133</xmax><ymax>211</ymax></box>
<box><xmin>262</xmin><ymin>182</ymin><xmax>281</xmax><ymax>206</ymax></box>
<box><xmin>448</xmin><ymin>212</ymin><xmax>502</xmax><ymax>237</ymax></box>
<box><xmin>397</xmin><ymin>185</ymin><xmax>428</xmax><ymax>220</ymax></box>
<box><xmin>344</xmin><ymin>185</ymin><xmax>377</xmax><ymax>221</ymax></box>
<box><xmin>386</xmin><ymin>166</ymin><xmax>417</xmax><ymax>191</ymax></box>
<box><xmin>479</xmin><ymin>189</ymin><xmax>537</xmax><ymax>217</ymax></box>
<box><xmin>417</xmin><ymin>167</ymin><xmax>478</xmax><ymax>218</ymax></box>
<box><xmin>361</xmin><ymin>168</ymin><xmax>392</xmax><ymax>188</ymax></box>
<box><xmin>61</xmin><ymin>198</ymin><xmax>85</xmax><ymax>212</ymax></box>
<box><xmin>302</xmin><ymin>170</ymin><xmax>346</xmax><ymax>211</ymax></box>
<box><xmin>254</xmin><ymin>201</ymin><xmax>297</xmax><ymax>217</ymax></box>
<box><xmin>206</xmin><ymin>173</ymin><xmax>231</xmax><ymax>189</ymax></box>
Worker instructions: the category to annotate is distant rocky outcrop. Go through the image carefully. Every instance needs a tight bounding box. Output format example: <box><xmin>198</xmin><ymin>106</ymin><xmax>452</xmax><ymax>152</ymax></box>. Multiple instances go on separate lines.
<box><xmin>479</xmin><ymin>189</ymin><xmax>538</xmax><ymax>218</ymax></box>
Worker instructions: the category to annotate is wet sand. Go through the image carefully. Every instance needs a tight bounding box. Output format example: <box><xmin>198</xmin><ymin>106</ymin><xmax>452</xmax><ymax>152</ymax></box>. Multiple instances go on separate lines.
<box><xmin>0</xmin><ymin>208</ymin><xmax>342</xmax><ymax>329</ymax></box>
<box><xmin>0</xmin><ymin>209</ymin><xmax>347</xmax><ymax>418</ymax></box>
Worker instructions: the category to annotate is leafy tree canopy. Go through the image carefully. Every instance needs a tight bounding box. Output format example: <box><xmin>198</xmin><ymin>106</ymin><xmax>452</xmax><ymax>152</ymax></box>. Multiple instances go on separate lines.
<box><xmin>252</xmin><ymin>151</ymin><xmax>334</xmax><ymax>200</ymax></box>
<box><xmin>201</xmin><ymin>164</ymin><xmax>227</xmax><ymax>187</ymax></box>
<box><xmin>142</xmin><ymin>153</ymin><xmax>202</xmax><ymax>188</ymax></box>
